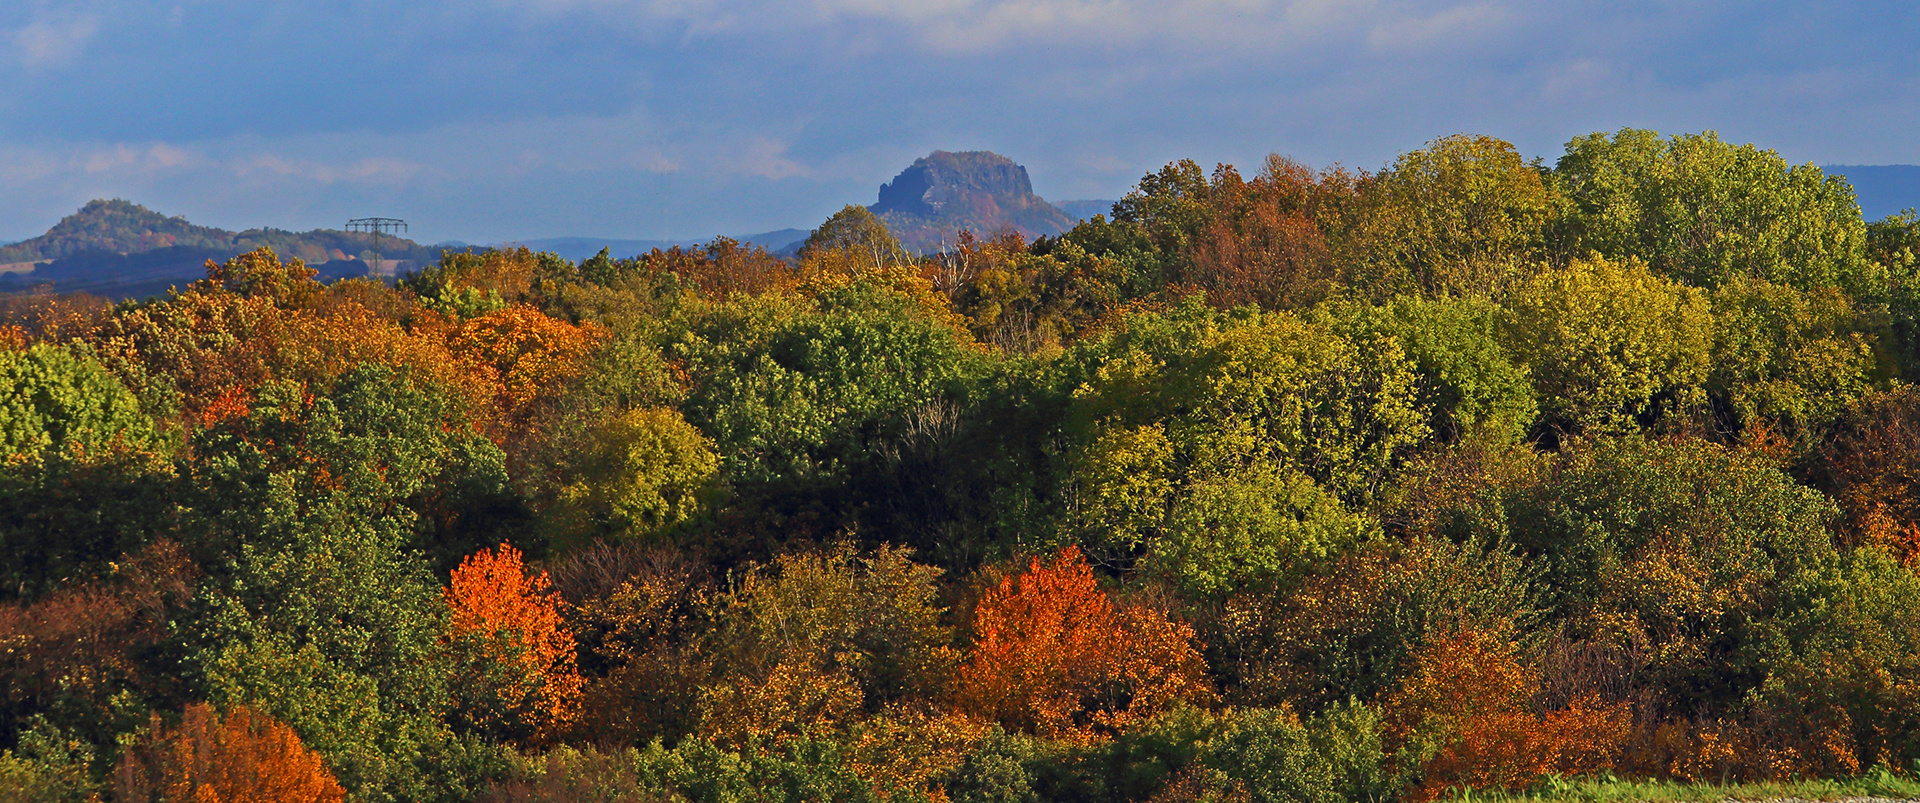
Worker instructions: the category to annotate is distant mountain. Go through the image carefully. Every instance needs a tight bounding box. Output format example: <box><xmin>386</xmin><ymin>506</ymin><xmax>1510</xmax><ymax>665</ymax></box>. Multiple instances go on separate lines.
<box><xmin>0</xmin><ymin>199</ymin><xmax>438</xmax><ymax>298</ymax></box>
<box><xmin>740</xmin><ymin>229</ymin><xmax>809</xmax><ymax>253</ymax></box>
<box><xmin>869</xmin><ymin>151</ymin><xmax>1074</xmax><ymax>253</ymax></box>
<box><xmin>1056</xmin><ymin>199</ymin><xmax>1118</xmax><ymax>223</ymax></box>
<box><xmin>1825</xmin><ymin>165</ymin><xmax>1920</xmax><ymax>220</ymax></box>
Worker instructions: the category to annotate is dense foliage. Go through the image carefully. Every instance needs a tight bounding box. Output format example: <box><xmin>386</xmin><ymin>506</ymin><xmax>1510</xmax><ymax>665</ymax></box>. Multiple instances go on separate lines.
<box><xmin>5</xmin><ymin>128</ymin><xmax>1920</xmax><ymax>802</ymax></box>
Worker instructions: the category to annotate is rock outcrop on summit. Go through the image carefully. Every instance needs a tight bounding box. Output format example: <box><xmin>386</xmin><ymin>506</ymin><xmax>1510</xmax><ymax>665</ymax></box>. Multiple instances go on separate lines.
<box><xmin>868</xmin><ymin>151</ymin><xmax>1074</xmax><ymax>253</ymax></box>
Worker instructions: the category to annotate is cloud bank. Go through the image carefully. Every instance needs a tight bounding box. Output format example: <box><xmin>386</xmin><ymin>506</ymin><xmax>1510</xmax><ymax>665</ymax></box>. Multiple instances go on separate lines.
<box><xmin>0</xmin><ymin>1</ymin><xmax>1914</xmax><ymax>243</ymax></box>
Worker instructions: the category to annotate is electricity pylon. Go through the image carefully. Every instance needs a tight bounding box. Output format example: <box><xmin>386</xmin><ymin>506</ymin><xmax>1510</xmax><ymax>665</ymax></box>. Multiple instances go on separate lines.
<box><xmin>345</xmin><ymin>217</ymin><xmax>408</xmax><ymax>276</ymax></box>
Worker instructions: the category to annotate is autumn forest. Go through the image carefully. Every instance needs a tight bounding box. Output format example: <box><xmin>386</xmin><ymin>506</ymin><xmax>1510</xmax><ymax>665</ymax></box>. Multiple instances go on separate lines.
<box><xmin>7</xmin><ymin>129</ymin><xmax>1920</xmax><ymax>802</ymax></box>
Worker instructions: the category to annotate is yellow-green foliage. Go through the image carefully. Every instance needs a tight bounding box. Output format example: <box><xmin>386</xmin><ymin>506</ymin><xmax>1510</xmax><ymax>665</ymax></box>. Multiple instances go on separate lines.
<box><xmin>0</xmin><ymin>343</ymin><xmax>156</xmax><ymax>461</ymax></box>
<box><xmin>1352</xmin><ymin>134</ymin><xmax>1558</xmax><ymax>298</ymax></box>
<box><xmin>1708</xmin><ymin>277</ymin><xmax>1874</xmax><ymax>436</ymax></box>
<box><xmin>1502</xmin><ymin>255</ymin><xmax>1713</xmax><ymax>432</ymax></box>
<box><xmin>554</xmin><ymin>407</ymin><xmax>719</xmax><ymax>541</ymax></box>
<box><xmin>1554</xmin><ymin>129</ymin><xmax>1869</xmax><ymax>293</ymax></box>
<box><xmin>1068</xmin><ymin>301</ymin><xmax>1419</xmax><ymax>591</ymax></box>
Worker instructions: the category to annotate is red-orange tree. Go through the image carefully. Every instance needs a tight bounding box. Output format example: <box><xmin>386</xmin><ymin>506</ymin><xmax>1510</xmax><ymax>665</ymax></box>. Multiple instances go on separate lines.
<box><xmin>114</xmin><ymin>703</ymin><xmax>345</xmax><ymax>803</ymax></box>
<box><xmin>1184</xmin><ymin>156</ymin><xmax>1358</xmax><ymax>310</ymax></box>
<box><xmin>1387</xmin><ymin>630</ymin><xmax>1629</xmax><ymax>802</ymax></box>
<box><xmin>955</xmin><ymin>546</ymin><xmax>1210</xmax><ymax>740</ymax></box>
<box><xmin>445</xmin><ymin>543</ymin><xmax>584</xmax><ymax>745</ymax></box>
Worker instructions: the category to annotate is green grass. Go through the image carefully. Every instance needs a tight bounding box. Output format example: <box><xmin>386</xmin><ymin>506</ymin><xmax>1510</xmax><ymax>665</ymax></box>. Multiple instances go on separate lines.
<box><xmin>1442</xmin><ymin>768</ymin><xmax>1920</xmax><ymax>802</ymax></box>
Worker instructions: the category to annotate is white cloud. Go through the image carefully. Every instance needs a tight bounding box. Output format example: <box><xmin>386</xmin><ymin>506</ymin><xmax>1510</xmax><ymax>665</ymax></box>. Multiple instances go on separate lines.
<box><xmin>469</xmin><ymin>0</ymin><xmax>1519</xmax><ymax>57</ymax></box>
<box><xmin>737</xmin><ymin>137</ymin><xmax>810</xmax><ymax>179</ymax></box>
<box><xmin>238</xmin><ymin>154</ymin><xmax>426</xmax><ymax>185</ymax></box>
<box><xmin>1366</xmin><ymin>1</ymin><xmax>1511</xmax><ymax>52</ymax></box>
<box><xmin>75</xmin><ymin>143</ymin><xmax>203</xmax><ymax>175</ymax></box>
<box><xmin>0</xmin><ymin>140</ymin><xmax>423</xmax><ymax>188</ymax></box>
<box><xmin>11</xmin><ymin>14</ymin><xmax>100</xmax><ymax>69</ymax></box>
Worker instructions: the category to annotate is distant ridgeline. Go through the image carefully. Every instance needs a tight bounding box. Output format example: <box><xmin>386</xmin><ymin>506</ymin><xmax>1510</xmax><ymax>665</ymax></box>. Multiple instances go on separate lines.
<box><xmin>869</xmin><ymin>150</ymin><xmax>1088</xmax><ymax>253</ymax></box>
<box><xmin>0</xmin><ymin>199</ymin><xmax>438</xmax><ymax>299</ymax></box>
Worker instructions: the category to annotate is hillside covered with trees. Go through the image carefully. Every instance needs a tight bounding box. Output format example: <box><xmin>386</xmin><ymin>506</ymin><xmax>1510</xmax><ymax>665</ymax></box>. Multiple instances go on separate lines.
<box><xmin>7</xmin><ymin>128</ymin><xmax>1920</xmax><ymax>802</ymax></box>
<box><xmin>0</xmin><ymin>200</ymin><xmax>436</xmax><ymax>298</ymax></box>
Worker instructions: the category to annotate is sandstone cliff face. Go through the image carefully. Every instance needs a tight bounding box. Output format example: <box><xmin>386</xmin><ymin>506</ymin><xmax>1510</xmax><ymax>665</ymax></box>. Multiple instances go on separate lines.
<box><xmin>869</xmin><ymin>151</ymin><xmax>1073</xmax><ymax>253</ymax></box>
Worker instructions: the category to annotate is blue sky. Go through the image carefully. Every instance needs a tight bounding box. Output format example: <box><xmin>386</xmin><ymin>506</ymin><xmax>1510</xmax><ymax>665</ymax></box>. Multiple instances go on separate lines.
<box><xmin>2</xmin><ymin>1</ymin><xmax>1916</xmax><ymax>244</ymax></box>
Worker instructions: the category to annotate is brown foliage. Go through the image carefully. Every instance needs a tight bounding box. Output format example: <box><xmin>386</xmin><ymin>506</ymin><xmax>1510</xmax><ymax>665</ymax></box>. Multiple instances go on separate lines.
<box><xmin>697</xmin><ymin>544</ymin><xmax>957</xmax><ymax>745</ymax></box>
<box><xmin>844</xmin><ymin>708</ymin><xmax>992</xmax><ymax>801</ymax></box>
<box><xmin>634</xmin><ymin>239</ymin><xmax>800</xmax><ymax>298</ymax></box>
<box><xmin>1615</xmin><ymin>712</ymin><xmax>1864</xmax><ymax>785</ymax></box>
<box><xmin>436</xmin><ymin>247</ymin><xmax>543</xmax><ymax>300</ymax></box>
<box><xmin>449</xmin><ymin>304</ymin><xmax>607</xmax><ymax>434</ymax></box>
<box><xmin>85</xmin><ymin>249</ymin><xmax>491</xmax><ymax>429</ymax></box>
<box><xmin>114</xmin><ymin>703</ymin><xmax>345</xmax><ymax>803</ymax></box>
<box><xmin>1182</xmin><ymin>157</ymin><xmax>1359</xmax><ymax>310</ymax></box>
<box><xmin>201</xmin><ymin>247</ymin><xmax>323</xmax><ymax>309</ymax></box>
<box><xmin>954</xmin><ymin>547</ymin><xmax>1211</xmax><ymax>740</ymax></box>
<box><xmin>0</xmin><ymin>290</ymin><xmax>114</xmax><ymax>344</ymax></box>
<box><xmin>1813</xmin><ymin>385</ymin><xmax>1920</xmax><ymax>563</ymax></box>
<box><xmin>0</xmin><ymin>540</ymin><xmax>197</xmax><ymax>738</ymax></box>
<box><xmin>697</xmin><ymin>658</ymin><xmax>866</xmax><ymax>745</ymax></box>
<box><xmin>560</xmin><ymin>541</ymin><xmax>714</xmax><ymax>746</ymax></box>
<box><xmin>1215</xmin><ymin>535</ymin><xmax>1536</xmax><ymax>713</ymax></box>
<box><xmin>447</xmin><ymin>543</ymin><xmax>585</xmax><ymax>746</ymax></box>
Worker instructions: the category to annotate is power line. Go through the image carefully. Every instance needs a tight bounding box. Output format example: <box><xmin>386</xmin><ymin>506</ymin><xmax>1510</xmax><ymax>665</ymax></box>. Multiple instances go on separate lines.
<box><xmin>345</xmin><ymin>217</ymin><xmax>408</xmax><ymax>276</ymax></box>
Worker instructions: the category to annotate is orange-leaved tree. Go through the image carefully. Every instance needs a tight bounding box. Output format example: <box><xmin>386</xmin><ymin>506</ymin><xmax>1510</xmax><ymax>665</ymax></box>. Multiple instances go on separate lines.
<box><xmin>955</xmin><ymin>546</ymin><xmax>1211</xmax><ymax>740</ymax></box>
<box><xmin>1386</xmin><ymin>629</ymin><xmax>1629</xmax><ymax>801</ymax></box>
<box><xmin>85</xmin><ymin>249</ymin><xmax>489</xmax><ymax>432</ymax></box>
<box><xmin>448</xmin><ymin>305</ymin><xmax>606</xmax><ymax>433</ymax></box>
<box><xmin>445</xmin><ymin>543</ymin><xmax>584</xmax><ymax>746</ymax></box>
<box><xmin>114</xmin><ymin>702</ymin><xmax>345</xmax><ymax>803</ymax></box>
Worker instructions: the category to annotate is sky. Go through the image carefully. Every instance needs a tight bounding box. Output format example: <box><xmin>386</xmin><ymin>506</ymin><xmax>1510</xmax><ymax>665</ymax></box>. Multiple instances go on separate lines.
<box><xmin>2</xmin><ymin>1</ymin><xmax>1917</xmax><ymax>245</ymax></box>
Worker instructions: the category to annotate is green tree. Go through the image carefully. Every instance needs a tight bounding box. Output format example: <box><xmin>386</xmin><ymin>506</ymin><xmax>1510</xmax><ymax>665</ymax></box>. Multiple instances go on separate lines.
<box><xmin>1499</xmin><ymin>436</ymin><xmax>1837</xmax><ymax>711</ymax></box>
<box><xmin>0</xmin><ymin>344</ymin><xmax>170</xmax><ymax>599</ymax></box>
<box><xmin>549</xmin><ymin>407</ymin><xmax>720</xmax><ymax>545</ymax></box>
<box><xmin>182</xmin><ymin>367</ymin><xmax>512</xmax><ymax>802</ymax></box>
<box><xmin>1707</xmin><ymin>277</ymin><xmax>1874</xmax><ymax>441</ymax></box>
<box><xmin>1329</xmin><ymin>295</ymin><xmax>1537</xmax><ymax>443</ymax></box>
<box><xmin>1064</xmin><ymin>301</ymin><xmax>1424</xmax><ymax>588</ymax></box>
<box><xmin>1552</xmin><ymin>129</ymin><xmax>1869</xmax><ymax>292</ymax></box>
<box><xmin>0</xmin><ymin>719</ymin><xmax>99</xmax><ymax>803</ymax></box>
<box><xmin>1869</xmin><ymin>211</ymin><xmax>1920</xmax><ymax>376</ymax></box>
<box><xmin>676</xmin><ymin>278</ymin><xmax>982</xmax><ymax>503</ymax></box>
<box><xmin>0</xmin><ymin>343</ymin><xmax>156</xmax><ymax>461</ymax></box>
<box><xmin>1350</xmin><ymin>134</ymin><xmax>1557</xmax><ymax>299</ymax></box>
<box><xmin>1200</xmin><ymin>704</ymin><xmax>1389</xmax><ymax>803</ymax></box>
<box><xmin>1749</xmin><ymin>547</ymin><xmax>1920</xmax><ymax>774</ymax></box>
<box><xmin>1106</xmin><ymin>159</ymin><xmax>1213</xmax><ymax>292</ymax></box>
<box><xmin>800</xmin><ymin>206</ymin><xmax>913</xmax><ymax>268</ymax></box>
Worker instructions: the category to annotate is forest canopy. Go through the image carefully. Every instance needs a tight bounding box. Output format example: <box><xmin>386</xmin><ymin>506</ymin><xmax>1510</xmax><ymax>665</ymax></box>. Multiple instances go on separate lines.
<box><xmin>6</xmin><ymin>128</ymin><xmax>1920</xmax><ymax>802</ymax></box>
